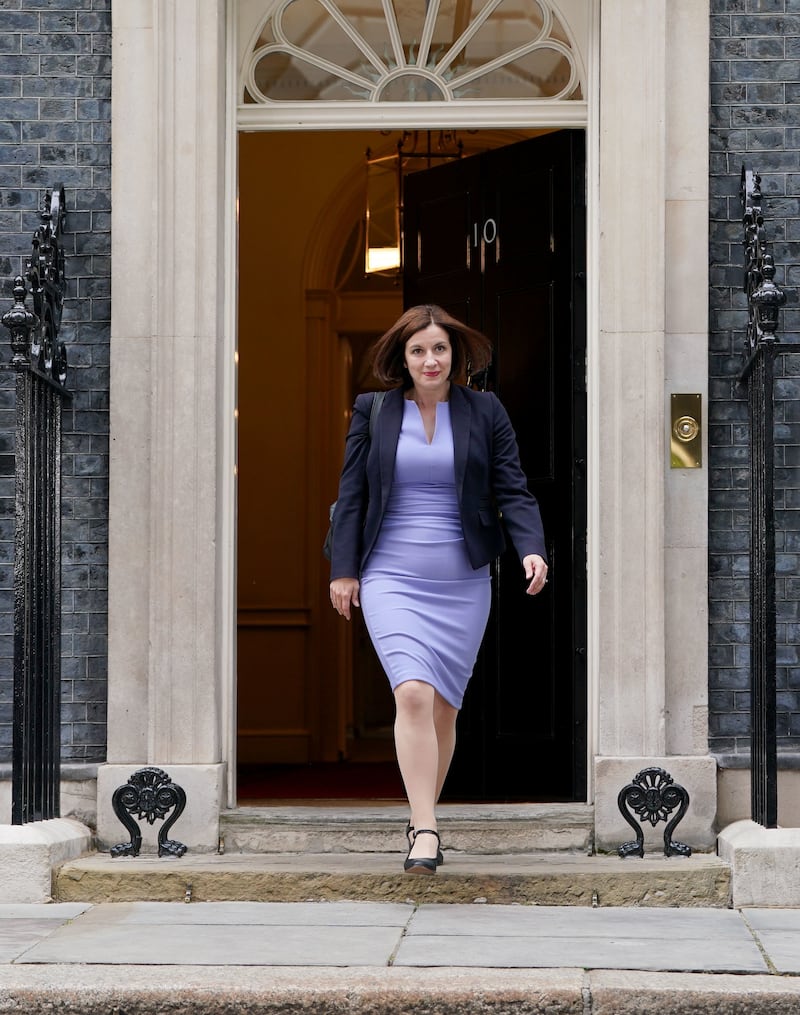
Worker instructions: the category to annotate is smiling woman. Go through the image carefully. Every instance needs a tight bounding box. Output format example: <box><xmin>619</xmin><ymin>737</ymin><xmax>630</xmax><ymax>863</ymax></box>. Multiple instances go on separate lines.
<box><xmin>402</xmin><ymin>323</ymin><xmax>454</xmax><ymax>419</ymax></box>
<box><xmin>328</xmin><ymin>303</ymin><xmax>548</xmax><ymax>872</ymax></box>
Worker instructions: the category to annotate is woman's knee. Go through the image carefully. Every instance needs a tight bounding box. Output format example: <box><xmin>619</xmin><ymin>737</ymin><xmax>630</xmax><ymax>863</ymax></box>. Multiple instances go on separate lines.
<box><xmin>394</xmin><ymin>680</ymin><xmax>435</xmax><ymax>718</ymax></box>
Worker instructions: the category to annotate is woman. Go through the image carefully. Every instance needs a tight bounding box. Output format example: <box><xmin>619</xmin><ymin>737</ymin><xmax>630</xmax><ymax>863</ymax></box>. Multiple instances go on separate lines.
<box><xmin>329</xmin><ymin>305</ymin><xmax>548</xmax><ymax>874</ymax></box>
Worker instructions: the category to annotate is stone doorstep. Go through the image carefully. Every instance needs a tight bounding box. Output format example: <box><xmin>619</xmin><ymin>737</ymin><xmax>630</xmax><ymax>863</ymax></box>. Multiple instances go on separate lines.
<box><xmin>54</xmin><ymin>851</ymin><xmax>732</xmax><ymax>908</ymax></box>
<box><xmin>219</xmin><ymin>802</ymin><xmax>596</xmax><ymax>855</ymax></box>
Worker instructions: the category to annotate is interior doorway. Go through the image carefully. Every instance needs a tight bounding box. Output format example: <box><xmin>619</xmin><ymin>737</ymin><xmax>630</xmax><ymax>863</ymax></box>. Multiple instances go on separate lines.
<box><xmin>235</xmin><ymin>128</ymin><xmax>586</xmax><ymax>804</ymax></box>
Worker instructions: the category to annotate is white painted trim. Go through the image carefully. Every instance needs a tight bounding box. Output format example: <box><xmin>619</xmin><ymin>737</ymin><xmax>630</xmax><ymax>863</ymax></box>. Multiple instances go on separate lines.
<box><xmin>585</xmin><ymin>0</ymin><xmax>601</xmax><ymax>805</ymax></box>
<box><xmin>222</xmin><ymin>0</ymin><xmax>240</xmax><ymax>811</ymax></box>
<box><xmin>237</xmin><ymin>100</ymin><xmax>588</xmax><ymax>131</ymax></box>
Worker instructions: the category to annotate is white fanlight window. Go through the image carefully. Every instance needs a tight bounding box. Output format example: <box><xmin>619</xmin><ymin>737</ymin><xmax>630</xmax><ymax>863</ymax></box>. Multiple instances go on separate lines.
<box><xmin>242</xmin><ymin>0</ymin><xmax>584</xmax><ymax>105</ymax></box>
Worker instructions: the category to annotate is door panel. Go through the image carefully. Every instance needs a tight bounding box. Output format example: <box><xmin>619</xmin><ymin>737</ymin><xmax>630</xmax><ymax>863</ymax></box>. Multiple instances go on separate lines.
<box><xmin>417</xmin><ymin>192</ymin><xmax>474</xmax><ymax>281</ymax></box>
<box><xmin>403</xmin><ymin>131</ymin><xmax>587</xmax><ymax>801</ymax></box>
<box><xmin>494</xmin><ymin>285</ymin><xmax>555</xmax><ymax>479</ymax></box>
<box><xmin>404</xmin><ymin>156</ymin><xmax>481</xmax><ymax>328</ymax></box>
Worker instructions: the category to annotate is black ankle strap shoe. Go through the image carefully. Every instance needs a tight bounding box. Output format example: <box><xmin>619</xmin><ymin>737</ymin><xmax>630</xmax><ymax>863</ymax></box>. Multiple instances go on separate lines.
<box><xmin>405</xmin><ymin>823</ymin><xmax>444</xmax><ymax>865</ymax></box>
<box><xmin>403</xmin><ymin>828</ymin><xmax>441</xmax><ymax>875</ymax></box>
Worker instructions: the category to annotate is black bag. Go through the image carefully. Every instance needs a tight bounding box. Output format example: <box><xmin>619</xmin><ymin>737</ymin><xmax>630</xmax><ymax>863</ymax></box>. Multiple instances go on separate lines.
<box><xmin>323</xmin><ymin>390</ymin><xmax>386</xmax><ymax>561</ymax></box>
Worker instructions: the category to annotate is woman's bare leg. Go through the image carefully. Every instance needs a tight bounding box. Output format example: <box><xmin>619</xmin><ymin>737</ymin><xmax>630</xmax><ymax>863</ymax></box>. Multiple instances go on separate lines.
<box><xmin>395</xmin><ymin>682</ymin><xmax>459</xmax><ymax>860</ymax></box>
<box><xmin>394</xmin><ymin>680</ymin><xmax>439</xmax><ymax>861</ymax></box>
<box><xmin>433</xmin><ymin>693</ymin><xmax>458</xmax><ymax>802</ymax></box>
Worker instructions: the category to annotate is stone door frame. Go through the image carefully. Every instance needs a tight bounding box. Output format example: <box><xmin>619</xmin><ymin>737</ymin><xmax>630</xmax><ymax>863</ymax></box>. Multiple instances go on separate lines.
<box><xmin>99</xmin><ymin>0</ymin><xmax>715</xmax><ymax>854</ymax></box>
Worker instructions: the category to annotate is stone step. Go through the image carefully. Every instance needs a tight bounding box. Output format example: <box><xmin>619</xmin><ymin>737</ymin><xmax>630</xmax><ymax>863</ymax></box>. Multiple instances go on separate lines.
<box><xmin>219</xmin><ymin>802</ymin><xmax>595</xmax><ymax>855</ymax></box>
<box><xmin>54</xmin><ymin>851</ymin><xmax>731</xmax><ymax>908</ymax></box>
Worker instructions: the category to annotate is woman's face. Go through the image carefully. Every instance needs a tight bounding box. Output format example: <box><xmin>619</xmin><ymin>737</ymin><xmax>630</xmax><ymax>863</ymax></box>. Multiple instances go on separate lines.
<box><xmin>404</xmin><ymin>323</ymin><xmax>452</xmax><ymax>397</ymax></box>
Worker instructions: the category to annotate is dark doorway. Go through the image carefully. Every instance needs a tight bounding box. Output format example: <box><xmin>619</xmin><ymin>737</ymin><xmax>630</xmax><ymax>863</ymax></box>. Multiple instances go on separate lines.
<box><xmin>235</xmin><ymin>129</ymin><xmax>585</xmax><ymax>805</ymax></box>
<box><xmin>403</xmin><ymin>130</ymin><xmax>587</xmax><ymax>801</ymax></box>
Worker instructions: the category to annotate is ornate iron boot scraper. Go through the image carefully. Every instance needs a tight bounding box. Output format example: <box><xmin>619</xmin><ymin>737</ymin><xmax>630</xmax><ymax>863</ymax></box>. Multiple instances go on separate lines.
<box><xmin>110</xmin><ymin>767</ymin><xmax>188</xmax><ymax>858</ymax></box>
<box><xmin>617</xmin><ymin>767</ymin><xmax>691</xmax><ymax>858</ymax></box>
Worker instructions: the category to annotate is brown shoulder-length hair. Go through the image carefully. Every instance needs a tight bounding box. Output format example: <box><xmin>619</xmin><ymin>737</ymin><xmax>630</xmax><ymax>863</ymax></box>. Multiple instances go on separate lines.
<box><xmin>371</xmin><ymin>304</ymin><xmax>493</xmax><ymax>388</ymax></box>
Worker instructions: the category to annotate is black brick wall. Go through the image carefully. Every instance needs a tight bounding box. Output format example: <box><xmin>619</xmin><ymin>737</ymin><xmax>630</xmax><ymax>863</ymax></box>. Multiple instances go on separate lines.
<box><xmin>710</xmin><ymin>0</ymin><xmax>800</xmax><ymax>757</ymax></box>
<box><xmin>0</xmin><ymin>0</ymin><xmax>110</xmax><ymax>763</ymax></box>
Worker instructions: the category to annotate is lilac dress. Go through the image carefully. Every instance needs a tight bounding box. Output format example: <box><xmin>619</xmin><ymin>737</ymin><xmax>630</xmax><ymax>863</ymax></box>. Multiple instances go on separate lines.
<box><xmin>360</xmin><ymin>400</ymin><xmax>491</xmax><ymax>710</ymax></box>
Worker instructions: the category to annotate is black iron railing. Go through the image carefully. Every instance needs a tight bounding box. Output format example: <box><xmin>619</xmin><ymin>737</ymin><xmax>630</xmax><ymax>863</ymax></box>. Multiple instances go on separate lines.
<box><xmin>738</xmin><ymin>167</ymin><xmax>787</xmax><ymax>828</ymax></box>
<box><xmin>0</xmin><ymin>185</ymin><xmax>69</xmax><ymax>824</ymax></box>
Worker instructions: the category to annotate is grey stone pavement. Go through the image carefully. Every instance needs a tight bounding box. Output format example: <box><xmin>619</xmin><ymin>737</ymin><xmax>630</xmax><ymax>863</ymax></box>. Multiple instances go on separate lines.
<box><xmin>0</xmin><ymin>899</ymin><xmax>791</xmax><ymax>971</ymax></box>
<box><xmin>1</xmin><ymin>898</ymin><xmax>800</xmax><ymax>971</ymax></box>
<box><xmin>2</xmin><ymin>901</ymin><xmax>800</xmax><ymax>1012</ymax></box>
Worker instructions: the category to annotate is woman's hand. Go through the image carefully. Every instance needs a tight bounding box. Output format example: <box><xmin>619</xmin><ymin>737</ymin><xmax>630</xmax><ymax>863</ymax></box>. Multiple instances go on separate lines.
<box><xmin>522</xmin><ymin>554</ymin><xmax>548</xmax><ymax>596</ymax></box>
<box><xmin>330</xmin><ymin>578</ymin><xmax>360</xmax><ymax>620</ymax></box>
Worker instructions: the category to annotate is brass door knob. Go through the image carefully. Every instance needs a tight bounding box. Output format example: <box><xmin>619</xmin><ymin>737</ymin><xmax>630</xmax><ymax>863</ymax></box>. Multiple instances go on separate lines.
<box><xmin>673</xmin><ymin>415</ymin><xmax>700</xmax><ymax>442</ymax></box>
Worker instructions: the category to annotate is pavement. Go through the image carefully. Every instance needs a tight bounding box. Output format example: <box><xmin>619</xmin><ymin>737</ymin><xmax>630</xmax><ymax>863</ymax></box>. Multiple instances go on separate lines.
<box><xmin>2</xmin><ymin>900</ymin><xmax>800</xmax><ymax>1012</ymax></box>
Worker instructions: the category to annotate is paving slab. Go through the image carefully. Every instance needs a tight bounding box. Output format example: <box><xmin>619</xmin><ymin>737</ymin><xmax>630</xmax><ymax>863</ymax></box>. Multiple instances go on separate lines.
<box><xmin>66</xmin><ymin>900</ymin><xmax>414</xmax><ymax>928</ymax></box>
<box><xmin>395</xmin><ymin>904</ymin><xmax>767</xmax><ymax>972</ymax></box>
<box><xmin>22</xmin><ymin>922</ymin><xmax>405</xmax><ymax>966</ymax></box>
<box><xmin>0</xmin><ymin>921</ymin><xmax>73</xmax><ymax>964</ymax></box>
<box><xmin>0</xmin><ymin>904</ymin><xmax>91</xmax><ymax>964</ymax></box>
<box><xmin>18</xmin><ymin>902</ymin><xmax>413</xmax><ymax>967</ymax></box>
<box><xmin>394</xmin><ymin>931</ymin><xmax>767</xmax><ymax>973</ymax></box>
<box><xmin>741</xmin><ymin>907</ymin><xmax>800</xmax><ymax>974</ymax></box>
<box><xmin>0</xmin><ymin>905</ymin><xmax>89</xmax><ymax>921</ymax></box>
<box><xmin>408</xmin><ymin>902</ymin><xmax>748</xmax><ymax>938</ymax></box>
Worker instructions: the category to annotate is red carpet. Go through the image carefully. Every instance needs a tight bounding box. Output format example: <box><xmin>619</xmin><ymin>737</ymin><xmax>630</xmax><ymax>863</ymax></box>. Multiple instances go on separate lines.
<box><xmin>237</xmin><ymin>762</ymin><xmax>406</xmax><ymax>802</ymax></box>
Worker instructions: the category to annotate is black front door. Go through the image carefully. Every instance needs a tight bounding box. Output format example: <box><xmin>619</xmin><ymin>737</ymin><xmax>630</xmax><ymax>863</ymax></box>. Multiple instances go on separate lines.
<box><xmin>403</xmin><ymin>131</ymin><xmax>587</xmax><ymax>801</ymax></box>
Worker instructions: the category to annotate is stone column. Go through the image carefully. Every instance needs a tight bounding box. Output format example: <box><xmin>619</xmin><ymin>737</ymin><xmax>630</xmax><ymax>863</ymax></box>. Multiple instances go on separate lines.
<box><xmin>663</xmin><ymin>0</ymin><xmax>711</xmax><ymax>762</ymax></box>
<box><xmin>98</xmin><ymin>0</ymin><xmax>227</xmax><ymax>852</ymax></box>
<box><xmin>593</xmin><ymin>0</ymin><xmax>716</xmax><ymax>851</ymax></box>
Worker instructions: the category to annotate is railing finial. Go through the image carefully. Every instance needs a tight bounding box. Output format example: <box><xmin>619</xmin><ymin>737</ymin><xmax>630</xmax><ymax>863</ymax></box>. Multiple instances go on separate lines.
<box><xmin>1</xmin><ymin>275</ymin><xmax>37</xmax><ymax>367</ymax></box>
<box><xmin>741</xmin><ymin>166</ymin><xmax>786</xmax><ymax>362</ymax></box>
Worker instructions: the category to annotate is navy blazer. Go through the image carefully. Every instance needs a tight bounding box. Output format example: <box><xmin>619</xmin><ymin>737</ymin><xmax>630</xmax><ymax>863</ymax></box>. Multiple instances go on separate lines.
<box><xmin>329</xmin><ymin>384</ymin><xmax>547</xmax><ymax>580</ymax></box>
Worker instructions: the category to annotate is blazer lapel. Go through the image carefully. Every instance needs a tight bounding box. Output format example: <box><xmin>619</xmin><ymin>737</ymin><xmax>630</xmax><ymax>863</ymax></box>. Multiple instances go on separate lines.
<box><xmin>449</xmin><ymin>385</ymin><xmax>471</xmax><ymax>502</ymax></box>
<box><xmin>378</xmin><ymin>387</ymin><xmax>403</xmax><ymax>511</ymax></box>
